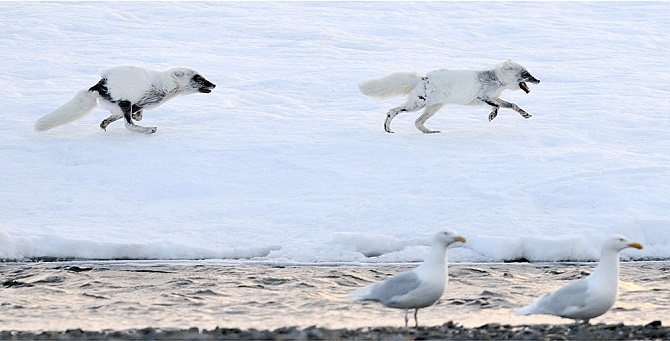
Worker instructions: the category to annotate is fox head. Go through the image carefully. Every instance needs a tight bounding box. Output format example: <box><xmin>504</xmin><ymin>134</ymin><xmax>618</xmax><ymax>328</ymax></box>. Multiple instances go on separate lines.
<box><xmin>170</xmin><ymin>68</ymin><xmax>216</xmax><ymax>94</ymax></box>
<box><xmin>498</xmin><ymin>60</ymin><xmax>540</xmax><ymax>94</ymax></box>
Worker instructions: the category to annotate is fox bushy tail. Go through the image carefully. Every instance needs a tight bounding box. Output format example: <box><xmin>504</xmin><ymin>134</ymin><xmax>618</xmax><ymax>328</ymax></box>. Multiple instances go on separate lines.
<box><xmin>357</xmin><ymin>72</ymin><xmax>423</xmax><ymax>98</ymax></box>
<box><xmin>34</xmin><ymin>89</ymin><xmax>98</xmax><ymax>131</ymax></box>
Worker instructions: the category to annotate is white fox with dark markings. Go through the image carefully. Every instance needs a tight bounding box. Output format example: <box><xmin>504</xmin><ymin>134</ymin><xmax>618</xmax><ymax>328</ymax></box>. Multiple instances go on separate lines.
<box><xmin>358</xmin><ymin>60</ymin><xmax>540</xmax><ymax>133</ymax></box>
<box><xmin>35</xmin><ymin>66</ymin><xmax>216</xmax><ymax>134</ymax></box>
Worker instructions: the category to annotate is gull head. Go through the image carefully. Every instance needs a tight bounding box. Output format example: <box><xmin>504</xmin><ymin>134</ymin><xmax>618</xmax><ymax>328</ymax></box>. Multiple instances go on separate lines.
<box><xmin>433</xmin><ymin>230</ymin><xmax>467</xmax><ymax>247</ymax></box>
<box><xmin>604</xmin><ymin>234</ymin><xmax>643</xmax><ymax>253</ymax></box>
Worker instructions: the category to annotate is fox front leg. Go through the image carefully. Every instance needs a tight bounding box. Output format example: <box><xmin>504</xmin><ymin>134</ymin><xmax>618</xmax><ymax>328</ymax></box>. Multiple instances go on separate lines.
<box><xmin>132</xmin><ymin>109</ymin><xmax>143</xmax><ymax>121</ymax></box>
<box><xmin>488</xmin><ymin>106</ymin><xmax>499</xmax><ymax>121</ymax></box>
<box><xmin>118</xmin><ymin>100</ymin><xmax>157</xmax><ymax>134</ymax></box>
<box><xmin>481</xmin><ymin>97</ymin><xmax>531</xmax><ymax>121</ymax></box>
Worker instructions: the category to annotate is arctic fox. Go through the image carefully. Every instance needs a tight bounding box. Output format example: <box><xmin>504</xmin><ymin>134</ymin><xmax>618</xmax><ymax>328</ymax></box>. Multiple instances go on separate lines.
<box><xmin>358</xmin><ymin>60</ymin><xmax>540</xmax><ymax>133</ymax></box>
<box><xmin>35</xmin><ymin>66</ymin><xmax>216</xmax><ymax>134</ymax></box>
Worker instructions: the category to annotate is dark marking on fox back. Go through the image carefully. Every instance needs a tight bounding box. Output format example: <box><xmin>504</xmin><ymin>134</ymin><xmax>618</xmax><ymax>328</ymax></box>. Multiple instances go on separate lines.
<box><xmin>90</xmin><ymin>78</ymin><xmax>149</xmax><ymax>113</ymax></box>
<box><xmin>136</xmin><ymin>87</ymin><xmax>167</xmax><ymax>108</ymax></box>
<box><xmin>89</xmin><ymin>79</ymin><xmax>113</xmax><ymax>102</ymax></box>
<box><xmin>477</xmin><ymin>70</ymin><xmax>498</xmax><ymax>84</ymax></box>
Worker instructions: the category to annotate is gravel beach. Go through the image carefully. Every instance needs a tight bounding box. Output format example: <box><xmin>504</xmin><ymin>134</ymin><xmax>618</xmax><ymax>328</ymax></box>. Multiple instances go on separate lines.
<box><xmin>2</xmin><ymin>321</ymin><xmax>669</xmax><ymax>340</ymax></box>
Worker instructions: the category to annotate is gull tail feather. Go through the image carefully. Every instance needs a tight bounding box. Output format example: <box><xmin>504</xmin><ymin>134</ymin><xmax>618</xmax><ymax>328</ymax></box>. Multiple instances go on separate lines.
<box><xmin>514</xmin><ymin>294</ymin><xmax>548</xmax><ymax>315</ymax></box>
<box><xmin>350</xmin><ymin>284</ymin><xmax>377</xmax><ymax>302</ymax></box>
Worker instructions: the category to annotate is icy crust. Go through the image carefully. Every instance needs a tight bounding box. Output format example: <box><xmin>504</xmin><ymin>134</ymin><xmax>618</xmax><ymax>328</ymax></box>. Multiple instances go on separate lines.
<box><xmin>1</xmin><ymin>221</ymin><xmax>666</xmax><ymax>262</ymax></box>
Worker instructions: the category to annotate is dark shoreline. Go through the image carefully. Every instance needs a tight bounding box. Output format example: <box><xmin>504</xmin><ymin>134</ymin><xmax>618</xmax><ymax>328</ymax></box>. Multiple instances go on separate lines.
<box><xmin>2</xmin><ymin>321</ymin><xmax>668</xmax><ymax>340</ymax></box>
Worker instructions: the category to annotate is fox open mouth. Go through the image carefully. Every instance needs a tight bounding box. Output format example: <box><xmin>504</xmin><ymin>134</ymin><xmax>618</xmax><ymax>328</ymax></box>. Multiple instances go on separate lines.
<box><xmin>519</xmin><ymin>82</ymin><xmax>530</xmax><ymax>94</ymax></box>
<box><xmin>198</xmin><ymin>80</ymin><xmax>216</xmax><ymax>94</ymax></box>
<box><xmin>199</xmin><ymin>83</ymin><xmax>216</xmax><ymax>93</ymax></box>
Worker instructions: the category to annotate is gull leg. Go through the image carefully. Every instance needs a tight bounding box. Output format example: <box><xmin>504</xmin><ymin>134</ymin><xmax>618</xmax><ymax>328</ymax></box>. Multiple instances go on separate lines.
<box><xmin>414</xmin><ymin>309</ymin><xmax>419</xmax><ymax>327</ymax></box>
<box><xmin>404</xmin><ymin>309</ymin><xmax>409</xmax><ymax>328</ymax></box>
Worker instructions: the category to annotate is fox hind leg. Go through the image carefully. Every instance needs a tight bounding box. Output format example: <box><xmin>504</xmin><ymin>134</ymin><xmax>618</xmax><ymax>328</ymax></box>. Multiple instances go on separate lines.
<box><xmin>415</xmin><ymin>104</ymin><xmax>443</xmax><ymax>133</ymax></box>
<box><xmin>384</xmin><ymin>107</ymin><xmax>402</xmax><ymax>133</ymax></box>
<box><xmin>100</xmin><ymin>110</ymin><xmax>144</xmax><ymax>131</ymax></box>
<box><xmin>384</xmin><ymin>97</ymin><xmax>427</xmax><ymax>133</ymax></box>
<box><xmin>100</xmin><ymin>112</ymin><xmax>122</xmax><ymax>131</ymax></box>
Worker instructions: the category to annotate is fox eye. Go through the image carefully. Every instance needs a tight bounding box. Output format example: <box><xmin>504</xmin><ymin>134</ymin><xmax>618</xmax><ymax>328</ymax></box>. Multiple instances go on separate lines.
<box><xmin>193</xmin><ymin>74</ymin><xmax>203</xmax><ymax>82</ymax></box>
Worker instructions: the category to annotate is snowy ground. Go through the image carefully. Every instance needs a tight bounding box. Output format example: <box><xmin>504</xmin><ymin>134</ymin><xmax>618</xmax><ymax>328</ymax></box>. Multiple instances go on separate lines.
<box><xmin>1</xmin><ymin>2</ymin><xmax>669</xmax><ymax>263</ymax></box>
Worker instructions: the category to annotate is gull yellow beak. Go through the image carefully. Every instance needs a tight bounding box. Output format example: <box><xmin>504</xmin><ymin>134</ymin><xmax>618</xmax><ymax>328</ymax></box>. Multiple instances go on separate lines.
<box><xmin>629</xmin><ymin>242</ymin><xmax>643</xmax><ymax>250</ymax></box>
<box><xmin>455</xmin><ymin>236</ymin><xmax>466</xmax><ymax>243</ymax></box>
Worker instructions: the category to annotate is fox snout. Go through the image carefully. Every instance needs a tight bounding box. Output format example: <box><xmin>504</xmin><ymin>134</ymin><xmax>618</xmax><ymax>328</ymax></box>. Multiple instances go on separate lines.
<box><xmin>521</xmin><ymin>70</ymin><xmax>540</xmax><ymax>84</ymax></box>
<box><xmin>202</xmin><ymin>78</ymin><xmax>216</xmax><ymax>88</ymax></box>
<box><xmin>194</xmin><ymin>75</ymin><xmax>216</xmax><ymax>93</ymax></box>
<box><xmin>518</xmin><ymin>71</ymin><xmax>539</xmax><ymax>94</ymax></box>
<box><xmin>201</xmin><ymin>80</ymin><xmax>216</xmax><ymax>93</ymax></box>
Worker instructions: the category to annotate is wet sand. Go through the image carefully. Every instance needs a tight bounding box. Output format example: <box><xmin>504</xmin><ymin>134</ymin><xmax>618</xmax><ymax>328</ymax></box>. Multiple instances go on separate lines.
<box><xmin>1</xmin><ymin>261</ymin><xmax>668</xmax><ymax>339</ymax></box>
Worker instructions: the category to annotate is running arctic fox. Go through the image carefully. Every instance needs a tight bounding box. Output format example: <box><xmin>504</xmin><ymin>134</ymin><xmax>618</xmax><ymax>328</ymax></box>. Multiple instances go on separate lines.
<box><xmin>35</xmin><ymin>66</ymin><xmax>216</xmax><ymax>134</ymax></box>
<box><xmin>358</xmin><ymin>60</ymin><xmax>540</xmax><ymax>133</ymax></box>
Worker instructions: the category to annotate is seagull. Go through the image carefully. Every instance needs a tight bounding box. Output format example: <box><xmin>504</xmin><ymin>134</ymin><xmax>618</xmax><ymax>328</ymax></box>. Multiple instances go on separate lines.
<box><xmin>352</xmin><ymin>230</ymin><xmax>466</xmax><ymax>327</ymax></box>
<box><xmin>515</xmin><ymin>234</ymin><xmax>643</xmax><ymax>323</ymax></box>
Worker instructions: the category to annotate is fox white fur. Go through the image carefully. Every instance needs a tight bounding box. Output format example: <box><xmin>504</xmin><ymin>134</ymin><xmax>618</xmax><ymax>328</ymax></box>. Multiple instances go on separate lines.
<box><xmin>358</xmin><ymin>60</ymin><xmax>540</xmax><ymax>133</ymax></box>
<box><xmin>35</xmin><ymin>66</ymin><xmax>216</xmax><ymax>134</ymax></box>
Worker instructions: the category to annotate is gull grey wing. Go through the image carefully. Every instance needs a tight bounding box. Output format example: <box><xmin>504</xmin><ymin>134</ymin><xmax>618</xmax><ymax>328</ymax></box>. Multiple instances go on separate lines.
<box><xmin>542</xmin><ymin>278</ymin><xmax>590</xmax><ymax>314</ymax></box>
<box><xmin>369</xmin><ymin>271</ymin><xmax>421</xmax><ymax>304</ymax></box>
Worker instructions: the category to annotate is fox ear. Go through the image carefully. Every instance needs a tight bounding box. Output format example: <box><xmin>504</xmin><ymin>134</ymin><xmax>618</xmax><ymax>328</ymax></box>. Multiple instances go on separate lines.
<box><xmin>173</xmin><ymin>70</ymin><xmax>185</xmax><ymax>78</ymax></box>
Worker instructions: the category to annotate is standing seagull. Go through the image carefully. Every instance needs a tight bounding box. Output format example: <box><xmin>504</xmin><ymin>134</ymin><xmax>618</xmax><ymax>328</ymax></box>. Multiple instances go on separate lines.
<box><xmin>352</xmin><ymin>230</ymin><xmax>466</xmax><ymax>327</ymax></box>
<box><xmin>515</xmin><ymin>235</ymin><xmax>643</xmax><ymax>323</ymax></box>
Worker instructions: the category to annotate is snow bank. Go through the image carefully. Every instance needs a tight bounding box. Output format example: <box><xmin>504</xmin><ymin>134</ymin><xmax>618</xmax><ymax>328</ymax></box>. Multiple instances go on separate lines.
<box><xmin>1</xmin><ymin>2</ymin><xmax>669</xmax><ymax>263</ymax></box>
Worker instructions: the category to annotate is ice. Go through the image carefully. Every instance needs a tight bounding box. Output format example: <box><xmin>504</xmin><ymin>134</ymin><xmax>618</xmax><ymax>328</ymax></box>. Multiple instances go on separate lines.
<box><xmin>0</xmin><ymin>2</ymin><xmax>669</xmax><ymax>263</ymax></box>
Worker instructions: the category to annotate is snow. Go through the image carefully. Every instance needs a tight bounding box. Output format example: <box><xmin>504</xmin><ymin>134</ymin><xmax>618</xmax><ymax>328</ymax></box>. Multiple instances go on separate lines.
<box><xmin>1</xmin><ymin>2</ymin><xmax>669</xmax><ymax>263</ymax></box>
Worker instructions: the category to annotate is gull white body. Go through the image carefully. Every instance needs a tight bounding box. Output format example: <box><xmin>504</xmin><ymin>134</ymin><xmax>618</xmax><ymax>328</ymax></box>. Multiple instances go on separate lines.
<box><xmin>352</xmin><ymin>230</ymin><xmax>466</xmax><ymax>327</ymax></box>
<box><xmin>515</xmin><ymin>235</ymin><xmax>643</xmax><ymax>323</ymax></box>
